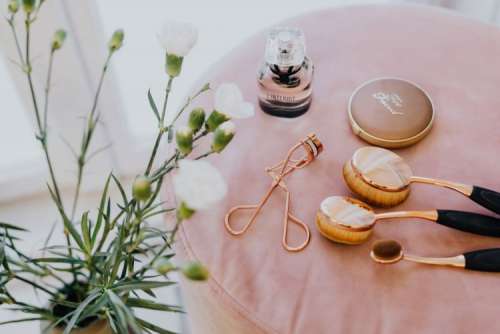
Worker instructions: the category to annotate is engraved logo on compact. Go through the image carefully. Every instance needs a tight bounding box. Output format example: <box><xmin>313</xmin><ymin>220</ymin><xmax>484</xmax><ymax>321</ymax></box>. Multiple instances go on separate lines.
<box><xmin>372</xmin><ymin>92</ymin><xmax>404</xmax><ymax>115</ymax></box>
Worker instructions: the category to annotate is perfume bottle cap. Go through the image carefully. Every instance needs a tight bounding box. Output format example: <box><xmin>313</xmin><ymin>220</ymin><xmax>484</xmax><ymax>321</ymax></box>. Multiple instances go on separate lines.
<box><xmin>265</xmin><ymin>27</ymin><xmax>306</xmax><ymax>67</ymax></box>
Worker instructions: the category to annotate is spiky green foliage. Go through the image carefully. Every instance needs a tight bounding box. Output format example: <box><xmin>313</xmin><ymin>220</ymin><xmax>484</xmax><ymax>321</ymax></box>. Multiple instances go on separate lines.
<box><xmin>1</xmin><ymin>3</ymin><xmax>222</xmax><ymax>333</ymax></box>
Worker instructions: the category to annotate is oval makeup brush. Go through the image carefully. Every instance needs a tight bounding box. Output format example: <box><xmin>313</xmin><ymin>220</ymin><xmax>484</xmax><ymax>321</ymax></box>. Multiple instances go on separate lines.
<box><xmin>315</xmin><ymin>196</ymin><xmax>500</xmax><ymax>245</ymax></box>
<box><xmin>371</xmin><ymin>239</ymin><xmax>500</xmax><ymax>272</ymax></box>
<box><xmin>343</xmin><ymin>146</ymin><xmax>500</xmax><ymax>211</ymax></box>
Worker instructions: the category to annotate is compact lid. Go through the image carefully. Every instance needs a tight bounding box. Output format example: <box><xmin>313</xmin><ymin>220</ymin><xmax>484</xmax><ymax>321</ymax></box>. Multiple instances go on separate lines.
<box><xmin>348</xmin><ymin>78</ymin><xmax>434</xmax><ymax>148</ymax></box>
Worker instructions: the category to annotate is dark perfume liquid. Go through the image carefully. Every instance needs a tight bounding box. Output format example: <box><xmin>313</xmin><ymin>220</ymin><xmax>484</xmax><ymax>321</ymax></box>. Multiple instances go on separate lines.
<box><xmin>258</xmin><ymin>57</ymin><xmax>313</xmax><ymax>118</ymax></box>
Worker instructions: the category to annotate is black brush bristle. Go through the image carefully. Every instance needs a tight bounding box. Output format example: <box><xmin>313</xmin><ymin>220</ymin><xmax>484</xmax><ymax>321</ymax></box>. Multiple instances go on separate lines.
<box><xmin>372</xmin><ymin>240</ymin><xmax>402</xmax><ymax>261</ymax></box>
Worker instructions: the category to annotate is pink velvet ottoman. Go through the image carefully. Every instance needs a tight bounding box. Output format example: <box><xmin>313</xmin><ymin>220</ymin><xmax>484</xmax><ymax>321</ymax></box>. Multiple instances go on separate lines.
<box><xmin>173</xmin><ymin>4</ymin><xmax>500</xmax><ymax>334</ymax></box>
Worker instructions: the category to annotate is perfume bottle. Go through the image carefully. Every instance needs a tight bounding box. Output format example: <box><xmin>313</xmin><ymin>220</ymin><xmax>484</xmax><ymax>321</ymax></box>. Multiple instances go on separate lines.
<box><xmin>258</xmin><ymin>27</ymin><xmax>314</xmax><ymax>118</ymax></box>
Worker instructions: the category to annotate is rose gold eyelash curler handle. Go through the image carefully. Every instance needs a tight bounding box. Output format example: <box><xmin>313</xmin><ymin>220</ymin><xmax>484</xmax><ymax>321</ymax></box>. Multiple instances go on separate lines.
<box><xmin>224</xmin><ymin>134</ymin><xmax>322</xmax><ymax>252</ymax></box>
<box><xmin>281</xmin><ymin>190</ymin><xmax>311</xmax><ymax>252</ymax></box>
<box><xmin>224</xmin><ymin>183</ymin><xmax>311</xmax><ymax>252</ymax></box>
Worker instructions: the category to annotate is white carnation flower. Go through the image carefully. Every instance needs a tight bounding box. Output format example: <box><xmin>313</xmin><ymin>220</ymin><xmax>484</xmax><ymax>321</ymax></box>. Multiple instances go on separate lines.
<box><xmin>218</xmin><ymin>120</ymin><xmax>236</xmax><ymax>135</ymax></box>
<box><xmin>214</xmin><ymin>83</ymin><xmax>254</xmax><ymax>119</ymax></box>
<box><xmin>173</xmin><ymin>160</ymin><xmax>227</xmax><ymax>211</ymax></box>
<box><xmin>159</xmin><ymin>20</ymin><xmax>198</xmax><ymax>57</ymax></box>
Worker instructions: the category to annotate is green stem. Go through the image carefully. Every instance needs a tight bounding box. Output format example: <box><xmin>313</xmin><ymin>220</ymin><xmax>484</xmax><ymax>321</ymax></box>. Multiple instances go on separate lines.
<box><xmin>150</xmin><ymin>150</ymin><xmax>179</xmax><ymax>180</ymax></box>
<box><xmin>5</xmin><ymin>235</ymin><xmax>66</xmax><ymax>285</ymax></box>
<box><xmin>145</xmin><ymin>81</ymin><xmax>209</xmax><ymax>176</ymax></box>
<box><xmin>145</xmin><ymin>76</ymin><xmax>174</xmax><ymax>175</ymax></box>
<box><xmin>7</xmin><ymin>17</ymin><xmax>25</xmax><ymax>66</ymax></box>
<box><xmin>171</xmin><ymin>83</ymin><xmax>210</xmax><ymax>125</ymax></box>
<box><xmin>160</xmin><ymin>77</ymin><xmax>174</xmax><ymax>125</ymax></box>
<box><xmin>21</xmin><ymin>14</ymin><xmax>74</xmax><ymax>281</ymax></box>
<box><xmin>13</xmin><ymin>275</ymin><xmax>58</xmax><ymax>298</ymax></box>
<box><xmin>194</xmin><ymin>150</ymin><xmax>214</xmax><ymax>160</ymax></box>
<box><xmin>193</xmin><ymin>129</ymin><xmax>208</xmax><ymax>142</ymax></box>
<box><xmin>43</xmin><ymin>50</ymin><xmax>55</xmax><ymax>131</ymax></box>
<box><xmin>70</xmin><ymin>52</ymin><xmax>113</xmax><ymax>220</ymax></box>
<box><xmin>25</xmin><ymin>16</ymin><xmax>43</xmax><ymax>136</ymax></box>
<box><xmin>132</xmin><ymin>217</ymin><xmax>181</xmax><ymax>278</ymax></box>
<box><xmin>70</xmin><ymin>167</ymin><xmax>83</xmax><ymax>220</ymax></box>
<box><xmin>168</xmin><ymin>217</ymin><xmax>183</xmax><ymax>245</ymax></box>
<box><xmin>23</xmin><ymin>15</ymin><xmax>64</xmax><ymax>208</ymax></box>
<box><xmin>89</xmin><ymin>53</ymin><xmax>112</xmax><ymax>123</ymax></box>
<box><xmin>145</xmin><ymin>132</ymin><xmax>164</xmax><ymax>176</ymax></box>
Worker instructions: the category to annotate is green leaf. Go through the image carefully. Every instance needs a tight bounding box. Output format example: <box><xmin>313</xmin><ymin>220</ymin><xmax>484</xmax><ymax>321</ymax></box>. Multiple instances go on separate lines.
<box><xmin>105</xmin><ymin>311</ymin><xmax>118</xmax><ymax>333</ymax></box>
<box><xmin>0</xmin><ymin>317</ymin><xmax>45</xmax><ymax>326</ymax></box>
<box><xmin>6</xmin><ymin>303</ymin><xmax>54</xmax><ymax>316</ymax></box>
<box><xmin>0</xmin><ymin>235</ymin><xmax>6</xmax><ymax>266</ymax></box>
<box><xmin>78</xmin><ymin>294</ymin><xmax>108</xmax><ymax>321</ymax></box>
<box><xmin>142</xmin><ymin>288</ymin><xmax>157</xmax><ymax>298</ymax></box>
<box><xmin>126</xmin><ymin>298</ymin><xmax>183</xmax><ymax>313</ymax></box>
<box><xmin>48</xmin><ymin>299</ymin><xmax>80</xmax><ymax>309</ymax></box>
<box><xmin>42</xmin><ymin>245</ymin><xmax>82</xmax><ymax>252</ymax></box>
<box><xmin>137</xmin><ymin>317</ymin><xmax>177</xmax><ymax>334</ymax></box>
<box><xmin>106</xmin><ymin>290</ymin><xmax>142</xmax><ymax>334</ymax></box>
<box><xmin>111</xmin><ymin>174</ymin><xmax>128</xmax><ymax>206</ymax></box>
<box><xmin>42</xmin><ymin>221</ymin><xmax>57</xmax><ymax>257</ymax></box>
<box><xmin>0</xmin><ymin>222</ymin><xmax>27</xmax><ymax>231</ymax></box>
<box><xmin>143</xmin><ymin>208</ymin><xmax>176</xmax><ymax>220</ymax></box>
<box><xmin>63</xmin><ymin>291</ymin><xmax>101</xmax><ymax>334</ymax></box>
<box><xmin>80</xmin><ymin>212</ymin><xmax>91</xmax><ymax>254</ymax></box>
<box><xmin>148</xmin><ymin>89</ymin><xmax>160</xmax><ymax>122</ymax></box>
<box><xmin>111</xmin><ymin>280</ymin><xmax>174</xmax><ymax>293</ymax></box>
<box><xmin>92</xmin><ymin>174</ymin><xmax>112</xmax><ymax>247</ymax></box>
<box><xmin>33</xmin><ymin>257</ymin><xmax>85</xmax><ymax>264</ymax></box>
<box><xmin>46</xmin><ymin>184</ymin><xmax>85</xmax><ymax>250</ymax></box>
<box><xmin>107</xmin><ymin>224</ymin><xmax>127</xmax><ymax>284</ymax></box>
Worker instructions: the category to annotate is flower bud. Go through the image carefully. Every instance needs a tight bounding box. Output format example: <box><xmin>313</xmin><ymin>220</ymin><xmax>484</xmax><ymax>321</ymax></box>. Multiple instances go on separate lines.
<box><xmin>175</xmin><ymin>126</ymin><xmax>194</xmax><ymax>155</ymax></box>
<box><xmin>108</xmin><ymin>29</ymin><xmax>124</xmax><ymax>52</ymax></box>
<box><xmin>182</xmin><ymin>261</ymin><xmax>209</xmax><ymax>281</ymax></box>
<box><xmin>154</xmin><ymin>257</ymin><xmax>176</xmax><ymax>275</ymax></box>
<box><xmin>8</xmin><ymin>0</ymin><xmax>19</xmax><ymax>14</ymax></box>
<box><xmin>51</xmin><ymin>29</ymin><xmax>66</xmax><ymax>51</ymax></box>
<box><xmin>166</xmin><ymin>54</ymin><xmax>183</xmax><ymax>77</ymax></box>
<box><xmin>205</xmin><ymin>110</ymin><xmax>230</xmax><ymax>132</ymax></box>
<box><xmin>212</xmin><ymin>121</ymin><xmax>235</xmax><ymax>153</ymax></box>
<box><xmin>132</xmin><ymin>176</ymin><xmax>152</xmax><ymax>201</ymax></box>
<box><xmin>188</xmin><ymin>108</ymin><xmax>205</xmax><ymax>133</ymax></box>
<box><xmin>177</xmin><ymin>201</ymin><xmax>195</xmax><ymax>220</ymax></box>
<box><xmin>22</xmin><ymin>0</ymin><xmax>35</xmax><ymax>13</ymax></box>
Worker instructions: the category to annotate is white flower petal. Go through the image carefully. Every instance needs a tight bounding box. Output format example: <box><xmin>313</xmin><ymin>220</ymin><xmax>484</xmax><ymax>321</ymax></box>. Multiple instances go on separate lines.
<box><xmin>159</xmin><ymin>20</ymin><xmax>198</xmax><ymax>57</ymax></box>
<box><xmin>233</xmin><ymin>102</ymin><xmax>255</xmax><ymax>119</ymax></box>
<box><xmin>218</xmin><ymin>121</ymin><xmax>236</xmax><ymax>134</ymax></box>
<box><xmin>214</xmin><ymin>83</ymin><xmax>255</xmax><ymax>119</ymax></box>
<box><xmin>214</xmin><ymin>83</ymin><xmax>243</xmax><ymax>116</ymax></box>
<box><xmin>173</xmin><ymin>160</ymin><xmax>227</xmax><ymax>211</ymax></box>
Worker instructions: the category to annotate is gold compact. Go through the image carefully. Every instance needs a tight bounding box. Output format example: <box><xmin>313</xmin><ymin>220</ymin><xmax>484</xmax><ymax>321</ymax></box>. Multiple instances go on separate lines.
<box><xmin>348</xmin><ymin>77</ymin><xmax>434</xmax><ymax>148</ymax></box>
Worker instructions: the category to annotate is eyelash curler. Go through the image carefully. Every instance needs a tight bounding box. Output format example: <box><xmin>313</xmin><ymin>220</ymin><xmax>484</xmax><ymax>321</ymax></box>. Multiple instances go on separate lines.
<box><xmin>224</xmin><ymin>133</ymin><xmax>323</xmax><ymax>252</ymax></box>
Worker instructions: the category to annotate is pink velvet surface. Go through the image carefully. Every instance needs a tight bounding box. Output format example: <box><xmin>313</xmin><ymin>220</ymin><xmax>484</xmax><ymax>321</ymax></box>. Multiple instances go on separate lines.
<box><xmin>174</xmin><ymin>4</ymin><xmax>500</xmax><ymax>333</ymax></box>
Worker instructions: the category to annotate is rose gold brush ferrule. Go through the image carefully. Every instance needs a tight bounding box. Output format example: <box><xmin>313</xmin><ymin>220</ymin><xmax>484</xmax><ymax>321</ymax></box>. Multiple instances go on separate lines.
<box><xmin>225</xmin><ymin>133</ymin><xmax>322</xmax><ymax>252</ymax></box>
<box><xmin>375</xmin><ymin>210</ymin><xmax>438</xmax><ymax>221</ymax></box>
<box><xmin>408</xmin><ymin>176</ymin><xmax>473</xmax><ymax>196</ymax></box>
<box><xmin>403</xmin><ymin>254</ymin><xmax>466</xmax><ymax>268</ymax></box>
